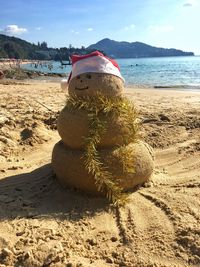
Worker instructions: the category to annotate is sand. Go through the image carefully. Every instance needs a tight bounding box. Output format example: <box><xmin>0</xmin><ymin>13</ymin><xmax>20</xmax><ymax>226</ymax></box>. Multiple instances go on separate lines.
<box><xmin>0</xmin><ymin>80</ymin><xmax>200</xmax><ymax>267</ymax></box>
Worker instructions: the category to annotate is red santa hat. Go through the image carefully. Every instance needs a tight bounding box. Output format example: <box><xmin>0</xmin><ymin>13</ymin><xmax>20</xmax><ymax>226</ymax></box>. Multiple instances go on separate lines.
<box><xmin>67</xmin><ymin>51</ymin><xmax>124</xmax><ymax>83</ymax></box>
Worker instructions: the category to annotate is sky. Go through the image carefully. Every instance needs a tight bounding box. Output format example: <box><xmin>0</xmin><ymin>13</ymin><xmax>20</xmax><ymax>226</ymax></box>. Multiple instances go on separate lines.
<box><xmin>0</xmin><ymin>0</ymin><xmax>200</xmax><ymax>54</ymax></box>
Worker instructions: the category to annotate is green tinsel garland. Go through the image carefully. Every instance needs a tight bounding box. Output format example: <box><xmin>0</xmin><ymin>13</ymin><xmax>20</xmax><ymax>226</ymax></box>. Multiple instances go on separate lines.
<box><xmin>65</xmin><ymin>94</ymin><xmax>140</xmax><ymax>205</ymax></box>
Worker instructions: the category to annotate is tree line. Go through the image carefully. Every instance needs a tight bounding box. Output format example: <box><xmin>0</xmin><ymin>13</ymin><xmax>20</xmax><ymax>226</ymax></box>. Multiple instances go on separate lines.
<box><xmin>0</xmin><ymin>34</ymin><xmax>95</xmax><ymax>61</ymax></box>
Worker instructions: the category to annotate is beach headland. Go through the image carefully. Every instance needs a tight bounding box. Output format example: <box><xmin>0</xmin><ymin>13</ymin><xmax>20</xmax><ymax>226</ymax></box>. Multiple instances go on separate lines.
<box><xmin>0</xmin><ymin>79</ymin><xmax>200</xmax><ymax>266</ymax></box>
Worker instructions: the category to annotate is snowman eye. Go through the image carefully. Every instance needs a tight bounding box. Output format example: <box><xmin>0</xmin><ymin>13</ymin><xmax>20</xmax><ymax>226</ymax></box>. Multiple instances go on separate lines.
<box><xmin>86</xmin><ymin>74</ymin><xmax>91</xmax><ymax>79</ymax></box>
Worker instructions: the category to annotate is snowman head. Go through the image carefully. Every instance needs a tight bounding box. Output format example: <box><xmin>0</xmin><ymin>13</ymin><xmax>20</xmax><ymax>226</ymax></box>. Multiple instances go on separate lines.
<box><xmin>67</xmin><ymin>51</ymin><xmax>125</xmax><ymax>98</ymax></box>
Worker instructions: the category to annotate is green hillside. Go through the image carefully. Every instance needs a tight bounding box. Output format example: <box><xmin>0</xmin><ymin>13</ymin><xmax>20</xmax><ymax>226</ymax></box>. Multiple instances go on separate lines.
<box><xmin>0</xmin><ymin>34</ymin><xmax>91</xmax><ymax>60</ymax></box>
<box><xmin>0</xmin><ymin>34</ymin><xmax>41</xmax><ymax>59</ymax></box>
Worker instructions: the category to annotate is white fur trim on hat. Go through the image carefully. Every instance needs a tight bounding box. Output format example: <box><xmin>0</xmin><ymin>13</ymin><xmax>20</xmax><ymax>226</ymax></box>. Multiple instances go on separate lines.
<box><xmin>70</xmin><ymin>54</ymin><xmax>124</xmax><ymax>82</ymax></box>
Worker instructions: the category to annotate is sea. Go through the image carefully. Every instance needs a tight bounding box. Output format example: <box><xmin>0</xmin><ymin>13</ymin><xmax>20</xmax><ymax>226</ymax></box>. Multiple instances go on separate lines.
<box><xmin>21</xmin><ymin>56</ymin><xmax>200</xmax><ymax>90</ymax></box>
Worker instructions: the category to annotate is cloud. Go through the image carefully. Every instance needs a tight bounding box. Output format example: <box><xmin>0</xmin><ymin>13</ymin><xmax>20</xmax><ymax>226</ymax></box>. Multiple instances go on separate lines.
<box><xmin>183</xmin><ymin>0</ymin><xmax>199</xmax><ymax>7</ymax></box>
<box><xmin>183</xmin><ymin>2</ymin><xmax>193</xmax><ymax>6</ymax></box>
<box><xmin>71</xmin><ymin>30</ymin><xmax>79</xmax><ymax>34</ymax></box>
<box><xmin>35</xmin><ymin>27</ymin><xmax>42</xmax><ymax>31</ymax></box>
<box><xmin>87</xmin><ymin>28</ymin><xmax>93</xmax><ymax>31</ymax></box>
<box><xmin>3</xmin><ymin>25</ymin><xmax>27</xmax><ymax>35</ymax></box>
<box><xmin>124</xmin><ymin>24</ymin><xmax>136</xmax><ymax>31</ymax></box>
<box><xmin>148</xmin><ymin>25</ymin><xmax>174</xmax><ymax>33</ymax></box>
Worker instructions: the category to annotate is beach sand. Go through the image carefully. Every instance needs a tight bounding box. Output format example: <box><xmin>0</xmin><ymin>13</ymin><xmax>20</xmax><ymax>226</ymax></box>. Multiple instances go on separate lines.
<box><xmin>0</xmin><ymin>80</ymin><xmax>199</xmax><ymax>267</ymax></box>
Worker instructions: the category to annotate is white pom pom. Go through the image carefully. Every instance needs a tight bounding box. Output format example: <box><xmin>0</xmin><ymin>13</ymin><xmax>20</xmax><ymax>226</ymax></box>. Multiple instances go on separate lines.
<box><xmin>61</xmin><ymin>79</ymin><xmax>68</xmax><ymax>90</ymax></box>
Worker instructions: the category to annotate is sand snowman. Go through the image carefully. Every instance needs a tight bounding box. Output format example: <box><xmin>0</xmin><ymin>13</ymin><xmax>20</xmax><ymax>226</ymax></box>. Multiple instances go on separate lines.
<box><xmin>52</xmin><ymin>51</ymin><xmax>154</xmax><ymax>204</ymax></box>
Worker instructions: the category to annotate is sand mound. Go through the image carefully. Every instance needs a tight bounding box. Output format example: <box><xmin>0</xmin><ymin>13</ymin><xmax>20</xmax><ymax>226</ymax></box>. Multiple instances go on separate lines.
<box><xmin>0</xmin><ymin>84</ymin><xmax>61</xmax><ymax>162</ymax></box>
<box><xmin>52</xmin><ymin>141</ymin><xmax>154</xmax><ymax>195</ymax></box>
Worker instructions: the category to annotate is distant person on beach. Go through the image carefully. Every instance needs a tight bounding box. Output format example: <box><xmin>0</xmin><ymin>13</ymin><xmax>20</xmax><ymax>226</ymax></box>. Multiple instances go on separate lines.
<box><xmin>0</xmin><ymin>70</ymin><xmax>4</xmax><ymax>79</ymax></box>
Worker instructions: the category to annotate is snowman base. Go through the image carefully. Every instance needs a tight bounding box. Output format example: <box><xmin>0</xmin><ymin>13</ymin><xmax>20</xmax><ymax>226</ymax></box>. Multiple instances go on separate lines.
<box><xmin>52</xmin><ymin>140</ymin><xmax>154</xmax><ymax>196</ymax></box>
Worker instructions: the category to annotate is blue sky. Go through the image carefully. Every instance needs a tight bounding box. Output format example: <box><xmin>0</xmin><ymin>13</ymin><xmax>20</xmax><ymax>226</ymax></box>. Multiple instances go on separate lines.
<box><xmin>0</xmin><ymin>0</ymin><xmax>200</xmax><ymax>54</ymax></box>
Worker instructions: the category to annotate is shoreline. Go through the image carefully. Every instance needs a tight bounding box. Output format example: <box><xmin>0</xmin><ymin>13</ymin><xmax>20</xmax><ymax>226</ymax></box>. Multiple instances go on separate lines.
<box><xmin>1</xmin><ymin>62</ymin><xmax>200</xmax><ymax>92</ymax></box>
<box><xmin>0</xmin><ymin>60</ymin><xmax>40</xmax><ymax>70</ymax></box>
<box><xmin>1</xmin><ymin>77</ymin><xmax>200</xmax><ymax>93</ymax></box>
<box><xmin>126</xmin><ymin>83</ymin><xmax>200</xmax><ymax>92</ymax></box>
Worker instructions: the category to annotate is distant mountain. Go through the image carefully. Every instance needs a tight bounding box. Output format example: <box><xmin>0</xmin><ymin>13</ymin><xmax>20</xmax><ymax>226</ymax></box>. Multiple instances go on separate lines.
<box><xmin>0</xmin><ymin>34</ymin><xmax>58</xmax><ymax>60</ymax></box>
<box><xmin>0</xmin><ymin>34</ymin><xmax>39</xmax><ymax>59</ymax></box>
<box><xmin>0</xmin><ymin>34</ymin><xmax>194</xmax><ymax>60</ymax></box>
<box><xmin>87</xmin><ymin>38</ymin><xmax>194</xmax><ymax>58</ymax></box>
<box><xmin>0</xmin><ymin>34</ymin><xmax>91</xmax><ymax>60</ymax></box>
